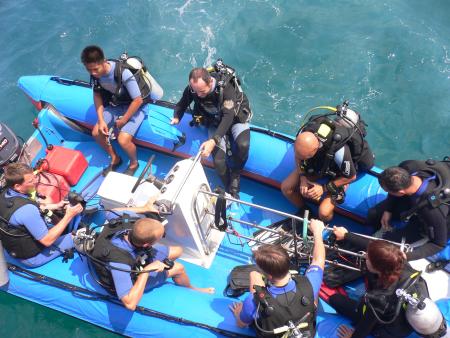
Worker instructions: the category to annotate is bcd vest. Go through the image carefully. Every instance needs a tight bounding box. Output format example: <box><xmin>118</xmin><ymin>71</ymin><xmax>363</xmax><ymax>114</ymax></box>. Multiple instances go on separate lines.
<box><xmin>91</xmin><ymin>57</ymin><xmax>153</xmax><ymax>107</ymax></box>
<box><xmin>363</xmin><ymin>264</ymin><xmax>429</xmax><ymax>337</ymax></box>
<box><xmin>0</xmin><ymin>189</ymin><xmax>46</xmax><ymax>259</ymax></box>
<box><xmin>90</xmin><ymin>217</ymin><xmax>142</xmax><ymax>294</ymax></box>
<box><xmin>254</xmin><ymin>275</ymin><xmax>316</xmax><ymax>338</ymax></box>
<box><xmin>191</xmin><ymin>60</ymin><xmax>252</xmax><ymax>126</ymax></box>
<box><xmin>399</xmin><ymin>159</ymin><xmax>450</xmax><ymax>224</ymax></box>
<box><xmin>300</xmin><ymin>115</ymin><xmax>373</xmax><ymax>178</ymax></box>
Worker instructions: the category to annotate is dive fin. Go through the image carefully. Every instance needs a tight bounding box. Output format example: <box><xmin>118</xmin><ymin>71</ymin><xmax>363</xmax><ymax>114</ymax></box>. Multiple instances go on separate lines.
<box><xmin>147</xmin><ymin>108</ymin><xmax>185</xmax><ymax>147</ymax></box>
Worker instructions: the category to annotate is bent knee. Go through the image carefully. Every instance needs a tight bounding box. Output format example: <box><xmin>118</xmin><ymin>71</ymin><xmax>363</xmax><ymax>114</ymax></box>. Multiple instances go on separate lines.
<box><xmin>168</xmin><ymin>246</ymin><xmax>183</xmax><ymax>260</ymax></box>
<box><xmin>319</xmin><ymin>201</ymin><xmax>335</xmax><ymax>221</ymax></box>
<box><xmin>281</xmin><ymin>179</ymin><xmax>296</xmax><ymax>197</ymax></box>
<box><xmin>117</xmin><ymin>132</ymin><xmax>133</xmax><ymax>145</ymax></box>
<box><xmin>169</xmin><ymin>262</ymin><xmax>186</xmax><ymax>276</ymax></box>
<box><xmin>92</xmin><ymin>125</ymin><xmax>100</xmax><ymax>137</ymax></box>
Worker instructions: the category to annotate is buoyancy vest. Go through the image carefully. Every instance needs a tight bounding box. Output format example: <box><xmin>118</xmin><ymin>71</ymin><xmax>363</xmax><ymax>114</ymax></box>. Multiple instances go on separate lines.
<box><xmin>191</xmin><ymin>59</ymin><xmax>252</xmax><ymax>126</ymax></box>
<box><xmin>363</xmin><ymin>265</ymin><xmax>429</xmax><ymax>337</ymax></box>
<box><xmin>254</xmin><ymin>275</ymin><xmax>316</xmax><ymax>338</ymax></box>
<box><xmin>91</xmin><ymin>55</ymin><xmax>153</xmax><ymax>107</ymax></box>
<box><xmin>399</xmin><ymin>159</ymin><xmax>450</xmax><ymax>222</ymax></box>
<box><xmin>0</xmin><ymin>189</ymin><xmax>46</xmax><ymax>259</ymax></box>
<box><xmin>299</xmin><ymin>113</ymin><xmax>374</xmax><ymax>178</ymax></box>
<box><xmin>90</xmin><ymin>217</ymin><xmax>144</xmax><ymax>294</ymax></box>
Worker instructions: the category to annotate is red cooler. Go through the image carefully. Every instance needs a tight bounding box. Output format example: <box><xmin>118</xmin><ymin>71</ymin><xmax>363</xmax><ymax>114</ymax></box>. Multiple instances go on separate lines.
<box><xmin>45</xmin><ymin>146</ymin><xmax>88</xmax><ymax>186</ymax></box>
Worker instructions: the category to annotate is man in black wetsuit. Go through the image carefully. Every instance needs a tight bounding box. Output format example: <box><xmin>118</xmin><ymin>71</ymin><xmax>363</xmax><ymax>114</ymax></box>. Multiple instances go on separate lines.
<box><xmin>282</xmin><ymin>126</ymin><xmax>373</xmax><ymax>222</ymax></box>
<box><xmin>333</xmin><ymin>159</ymin><xmax>450</xmax><ymax>261</ymax></box>
<box><xmin>171</xmin><ymin>65</ymin><xmax>252</xmax><ymax>198</ymax></box>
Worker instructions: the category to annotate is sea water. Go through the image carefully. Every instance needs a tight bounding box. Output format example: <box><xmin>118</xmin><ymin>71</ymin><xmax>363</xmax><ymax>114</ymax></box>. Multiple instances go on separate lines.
<box><xmin>1</xmin><ymin>0</ymin><xmax>449</xmax><ymax>336</ymax></box>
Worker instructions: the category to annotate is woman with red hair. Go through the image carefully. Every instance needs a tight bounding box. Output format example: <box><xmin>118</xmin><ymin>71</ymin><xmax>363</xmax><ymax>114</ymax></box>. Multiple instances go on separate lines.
<box><xmin>329</xmin><ymin>239</ymin><xmax>428</xmax><ymax>338</ymax></box>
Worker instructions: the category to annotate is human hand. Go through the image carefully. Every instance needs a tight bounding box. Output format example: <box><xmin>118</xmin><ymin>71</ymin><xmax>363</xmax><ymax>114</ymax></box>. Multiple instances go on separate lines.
<box><xmin>143</xmin><ymin>193</ymin><xmax>160</xmax><ymax>213</ymax></box>
<box><xmin>332</xmin><ymin>226</ymin><xmax>348</xmax><ymax>241</ymax></box>
<box><xmin>306</xmin><ymin>183</ymin><xmax>324</xmax><ymax>200</ymax></box>
<box><xmin>381</xmin><ymin>211</ymin><xmax>392</xmax><ymax>231</ymax></box>
<box><xmin>309</xmin><ymin>219</ymin><xmax>325</xmax><ymax>236</ymax></box>
<box><xmin>200</xmin><ymin>139</ymin><xmax>216</xmax><ymax>157</ymax></box>
<box><xmin>337</xmin><ymin>324</ymin><xmax>354</xmax><ymax>338</ymax></box>
<box><xmin>299</xmin><ymin>175</ymin><xmax>310</xmax><ymax>195</ymax></box>
<box><xmin>229</xmin><ymin>302</ymin><xmax>243</xmax><ymax>318</ymax></box>
<box><xmin>98</xmin><ymin>120</ymin><xmax>109</xmax><ymax>136</ymax></box>
<box><xmin>64</xmin><ymin>203</ymin><xmax>83</xmax><ymax>218</ymax></box>
<box><xmin>145</xmin><ymin>260</ymin><xmax>169</xmax><ymax>273</ymax></box>
<box><xmin>171</xmin><ymin>117</ymin><xmax>180</xmax><ymax>125</ymax></box>
<box><xmin>55</xmin><ymin>200</ymin><xmax>69</xmax><ymax>210</ymax></box>
<box><xmin>115</xmin><ymin>118</ymin><xmax>127</xmax><ymax>130</ymax></box>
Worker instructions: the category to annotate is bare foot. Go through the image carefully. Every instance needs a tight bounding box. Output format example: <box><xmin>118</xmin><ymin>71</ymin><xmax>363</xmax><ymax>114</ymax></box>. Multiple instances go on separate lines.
<box><xmin>191</xmin><ymin>286</ymin><xmax>215</xmax><ymax>294</ymax></box>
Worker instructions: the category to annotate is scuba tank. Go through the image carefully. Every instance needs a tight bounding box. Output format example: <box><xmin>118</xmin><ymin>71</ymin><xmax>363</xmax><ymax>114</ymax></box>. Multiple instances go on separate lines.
<box><xmin>120</xmin><ymin>53</ymin><xmax>164</xmax><ymax>101</ymax></box>
<box><xmin>399</xmin><ymin>289</ymin><xmax>448</xmax><ymax>337</ymax></box>
<box><xmin>0</xmin><ymin>240</ymin><xmax>9</xmax><ymax>287</ymax></box>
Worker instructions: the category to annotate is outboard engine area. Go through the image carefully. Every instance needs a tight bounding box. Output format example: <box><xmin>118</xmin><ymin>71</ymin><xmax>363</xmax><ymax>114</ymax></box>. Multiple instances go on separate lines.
<box><xmin>97</xmin><ymin>154</ymin><xmax>225</xmax><ymax>269</ymax></box>
<box><xmin>0</xmin><ymin>122</ymin><xmax>21</xmax><ymax>174</ymax></box>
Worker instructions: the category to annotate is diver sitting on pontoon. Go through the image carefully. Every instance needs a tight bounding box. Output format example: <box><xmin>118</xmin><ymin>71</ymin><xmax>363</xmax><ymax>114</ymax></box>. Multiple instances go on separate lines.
<box><xmin>332</xmin><ymin>159</ymin><xmax>450</xmax><ymax>262</ymax></box>
<box><xmin>281</xmin><ymin>102</ymin><xmax>374</xmax><ymax>222</ymax></box>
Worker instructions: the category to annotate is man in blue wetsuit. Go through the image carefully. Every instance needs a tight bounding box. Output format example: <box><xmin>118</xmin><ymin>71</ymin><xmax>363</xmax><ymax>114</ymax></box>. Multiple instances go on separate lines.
<box><xmin>230</xmin><ymin>219</ymin><xmax>325</xmax><ymax>337</ymax></box>
<box><xmin>81</xmin><ymin>45</ymin><xmax>146</xmax><ymax>176</ymax></box>
<box><xmin>91</xmin><ymin>201</ymin><xmax>215</xmax><ymax>311</ymax></box>
<box><xmin>0</xmin><ymin>163</ymin><xmax>83</xmax><ymax>267</ymax></box>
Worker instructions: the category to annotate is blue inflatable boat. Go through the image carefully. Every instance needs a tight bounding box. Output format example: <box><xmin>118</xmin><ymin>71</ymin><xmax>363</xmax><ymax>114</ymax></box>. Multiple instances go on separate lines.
<box><xmin>0</xmin><ymin>75</ymin><xmax>446</xmax><ymax>337</ymax></box>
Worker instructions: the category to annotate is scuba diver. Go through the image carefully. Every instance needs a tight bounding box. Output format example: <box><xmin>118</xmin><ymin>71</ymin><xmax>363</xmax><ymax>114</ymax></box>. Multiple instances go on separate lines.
<box><xmin>365</xmin><ymin>159</ymin><xmax>450</xmax><ymax>261</ymax></box>
<box><xmin>329</xmin><ymin>239</ymin><xmax>446</xmax><ymax>338</ymax></box>
<box><xmin>81</xmin><ymin>45</ymin><xmax>162</xmax><ymax>176</ymax></box>
<box><xmin>281</xmin><ymin>102</ymin><xmax>374</xmax><ymax>221</ymax></box>
<box><xmin>85</xmin><ymin>197</ymin><xmax>215</xmax><ymax>311</ymax></box>
<box><xmin>0</xmin><ymin>163</ymin><xmax>83</xmax><ymax>267</ymax></box>
<box><xmin>229</xmin><ymin>219</ymin><xmax>325</xmax><ymax>337</ymax></box>
<box><xmin>171</xmin><ymin>60</ymin><xmax>252</xmax><ymax>198</ymax></box>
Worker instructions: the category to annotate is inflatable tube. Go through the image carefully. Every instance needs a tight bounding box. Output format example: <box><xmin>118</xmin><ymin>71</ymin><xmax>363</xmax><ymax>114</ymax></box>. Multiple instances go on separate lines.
<box><xmin>8</xmin><ymin>74</ymin><xmax>447</xmax><ymax>338</ymax></box>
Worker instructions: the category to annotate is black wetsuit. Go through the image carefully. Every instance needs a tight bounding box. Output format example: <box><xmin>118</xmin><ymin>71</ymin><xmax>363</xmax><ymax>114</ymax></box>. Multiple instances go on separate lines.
<box><xmin>174</xmin><ymin>75</ymin><xmax>251</xmax><ymax>196</ymax></box>
<box><xmin>329</xmin><ymin>265</ymin><xmax>422</xmax><ymax>338</ymax></box>
<box><xmin>366</xmin><ymin>161</ymin><xmax>450</xmax><ymax>260</ymax></box>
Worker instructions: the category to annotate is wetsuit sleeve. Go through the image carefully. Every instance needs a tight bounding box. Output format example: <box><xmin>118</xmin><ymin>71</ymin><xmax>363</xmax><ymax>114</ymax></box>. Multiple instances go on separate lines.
<box><xmin>305</xmin><ymin>265</ymin><xmax>324</xmax><ymax>300</ymax></box>
<box><xmin>334</xmin><ymin>145</ymin><xmax>356</xmax><ymax>178</ymax></box>
<box><xmin>343</xmin><ymin>232</ymin><xmax>370</xmax><ymax>251</ymax></box>
<box><xmin>122</xmin><ymin>68</ymin><xmax>142</xmax><ymax>100</ymax></box>
<box><xmin>240</xmin><ymin>293</ymin><xmax>257</xmax><ymax>324</ymax></box>
<box><xmin>214</xmin><ymin>84</ymin><xmax>237</xmax><ymax>139</ymax></box>
<box><xmin>110</xmin><ymin>262</ymin><xmax>134</xmax><ymax>300</ymax></box>
<box><xmin>406</xmin><ymin>206</ymin><xmax>448</xmax><ymax>260</ymax></box>
<box><xmin>173</xmin><ymin>86</ymin><xmax>193</xmax><ymax>120</ymax></box>
<box><xmin>10</xmin><ymin>204</ymin><xmax>48</xmax><ymax>240</ymax></box>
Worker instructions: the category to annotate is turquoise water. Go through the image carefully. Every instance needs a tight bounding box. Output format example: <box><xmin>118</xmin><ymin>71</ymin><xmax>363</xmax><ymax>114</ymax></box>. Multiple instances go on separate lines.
<box><xmin>1</xmin><ymin>0</ymin><xmax>450</xmax><ymax>336</ymax></box>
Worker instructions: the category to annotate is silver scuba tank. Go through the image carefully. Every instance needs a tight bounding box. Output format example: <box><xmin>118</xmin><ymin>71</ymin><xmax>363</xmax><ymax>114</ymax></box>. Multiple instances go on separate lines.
<box><xmin>397</xmin><ymin>288</ymin><xmax>448</xmax><ymax>336</ymax></box>
<box><xmin>336</xmin><ymin>108</ymin><xmax>360</xmax><ymax>128</ymax></box>
<box><xmin>0</xmin><ymin>240</ymin><xmax>9</xmax><ymax>287</ymax></box>
<box><xmin>406</xmin><ymin>297</ymin><xmax>447</xmax><ymax>337</ymax></box>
